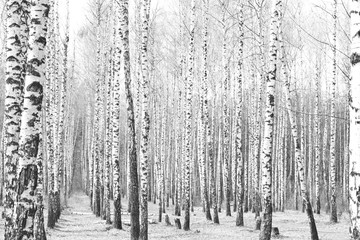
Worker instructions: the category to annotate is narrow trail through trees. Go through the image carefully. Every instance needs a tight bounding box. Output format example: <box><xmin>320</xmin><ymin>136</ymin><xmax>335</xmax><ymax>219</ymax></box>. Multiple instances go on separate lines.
<box><xmin>47</xmin><ymin>193</ymin><xmax>123</xmax><ymax>239</ymax></box>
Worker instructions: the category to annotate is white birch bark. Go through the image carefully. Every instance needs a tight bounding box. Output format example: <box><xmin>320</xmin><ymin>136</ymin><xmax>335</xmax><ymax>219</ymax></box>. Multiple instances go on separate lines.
<box><xmin>349</xmin><ymin>0</ymin><xmax>360</xmax><ymax>237</ymax></box>
<box><xmin>315</xmin><ymin>61</ymin><xmax>321</xmax><ymax>214</ymax></box>
<box><xmin>199</xmin><ymin>0</ymin><xmax>211</xmax><ymax>221</ymax></box>
<box><xmin>3</xmin><ymin>1</ymin><xmax>27</xmax><ymax>237</ymax></box>
<box><xmin>139</xmin><ymin>0</ymin><xmax>150</xmax><ymax>237</ymax></box>
<box><xmin>183</xmin><ymin>0</ymin><xmax>195</xmax><ymax>231</ymax></box>
<box><xmin>112</xmin><ymin>0</ymin><xmax>122</xmax><ymax>229</ymax></box>
<box><xmin>329</xmin><ymin>0</ymin><xmax>338</xmax><ymax>223</ymax></box>
<box><xmin>235</xmin><ymin>2</ymin><xmax>244</xmax><ymax>226</ymax></box>
<box><xmin>259</xmin><ymin>1</ymin><xmax>281</xmax><ymax>239</ymax></box>
<box><xmin>104</xmin><ymin>45</ymin><xmax>112</xmax><ymax>225</ymax></box>
<box><xmin>14</xmin><ymin>1</ymin><xmax>49</xmax><ymax>238</ymax></box>
<box><xmin>221</xmin><ymin>4</ymin><xmax>231</xmax><ymax>216</ymax></box>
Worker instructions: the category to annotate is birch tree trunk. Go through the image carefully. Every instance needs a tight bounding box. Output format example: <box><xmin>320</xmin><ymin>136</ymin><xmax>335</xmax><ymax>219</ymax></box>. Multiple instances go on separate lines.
<box><xmin>235</xmin><ymin>2</ymin><xmax>244</xmax><ymax>226</ymax></box>
<box><xmin>46</xmin><ymin>0</ymin><xmax>56</xmax><ymax>227</ymax></box>
<box><xmin>112</xmin><ymin>0</ymin><xmax>122</xmax><ymax>229</ymax></box>
<box><xmin>14</xmin><ymin>1</ymin><xmax>49</xmax><ymax>239</ymax></box>
<box><xmin>254</xmin><ymin>6</ymin><xmax>266</xmax><ymax>219</ymax></box>
<box><xmin>201</xmin><ymin>8</ymin><xmax>219</xmax><ymax>220</ymax></box>
<box><xmin>52</xmin><ymin>0</ymin><xmax>62</xmax><ymax>221</ymax></box>
<box><xmin>322</xmin><ymin>105</ymin><xmax>330</xmax><ymax>213</ymax></box>
<box><xmin>3</xmin><ymin>0</ymin><xmax>27</xmax><ymax>238</ymax></box>
<box><xmin>92</xmin><ymin>0</ymin><xmax>103</xmax><ymax>218</ymax></box>
<box><xmin>104</xmin><ymin>46</ymin><xmax>112</xmax><ymax>225</ymax></box>
<box><xmin>199</xmin><ymin>0</ymin><xmax>211</xmax><ymax>221</ymax></box>
<box><xmin>349</xmin><ymin>0</ymin><xmax>360</xmax><ymax>237</ymax></box>
<box><xmin>314</xmin><ymin>61</ymin><xmax>321</xmax><ymax>214</ymax></box>
<box><xmin>329</xmin><ymin>0</ymin><xmax>338</xmax><ymax>223</ymax></box>
<box><xmin>175</xmin><ymin>90</ymin><xmax>182</xmax><ymax>217</ymax></box>
<box><xmin>183</xmin><ymin>0</ymin><xmax>195</xmax><ymax>231</ymax></box>
<box><xmin>221</xmin><ymin>2</ymin><xmax>231</xmax><ymax>217</ymax></box>
<box><xmin>139</xmin><ymin>0</ymin><xmax>150</xmax><ymax>238</ymax></box>
<box><xmin>259</xmin><ymin>1</ymin><xmax>281</xmax><ymax>239</ymax></box>
<box><xmin>154</xmin><ymin>104</ymin><xmax>163</xmax><ymax>221</ymax></box>
<box><xmin>217</xmin><ymin>121</ymin><xmax>223</xmax><ymax>213</ymax></box>
<box><xmin>160</xmin><ymin>107</ymin><xmax>166</xmax><ymax>215</ymax></box>
<box><xmin>0</xmin><ymin>129</ymin><xmax>4</xmax><ymax>207</ymax></box>
<box><xmin>120</xmin><ymin>0</ymin><xmax>141</xmax><ymax>236</ymax></box>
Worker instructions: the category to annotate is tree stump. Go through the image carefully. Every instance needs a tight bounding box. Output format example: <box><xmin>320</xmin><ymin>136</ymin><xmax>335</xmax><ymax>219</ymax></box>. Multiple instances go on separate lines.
<box><xmin>174</xmin><ymin>218</ymin><xmax>181</xmax><ymax>229</ymax></box>
<box><xmin>272</xmin><ymin>227</ymin><xmax>280</xmax><ymax>236</ymax></box>
<box><xmin>255</xmin><ymin>216</ymin><xmax>261</xmax><ymax>230</ymax></box>
<box><xmin>148</xmin><ymin>218</ymin><xmax>157</xmax><ymax>224</ymax></box>
<box><xmin>165</xmin><ymin>214</ymin><xmax>171</xmax><ymax>226</ymax></box>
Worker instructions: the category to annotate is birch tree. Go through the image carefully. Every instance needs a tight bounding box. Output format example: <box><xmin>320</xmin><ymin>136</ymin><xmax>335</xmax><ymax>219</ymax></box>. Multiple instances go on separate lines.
<box><xmin>122</xmin><ymin>0</ymin><xmax>141</xmax><ymax>235</ymax></box>
<box><xmin>259</xmin><ymin>1</ymin><xmax>281</xmax><ymax>239</ymax></box>
<box><xmin>221</xmin><ymin>1</ymin><xmax>231</xmax><ymax>217</ymax></box>
<box><xmin>139</xmin><ymin>0</ymin><xmax>150</xmax><ymax>238</ymax></box>
<box><xmin>3</xmin><ymin>0</ymin><xmax>27</xmax><ymax>237</ymax></box>
<box><xmin>14</xmin><ymin>0</ymin><xmax>49</xmax><ymax>238</ymax></box>
<box><xmin>45</xmin><ymin>0</ymin><xmax>56</xmax><ymax>227</ymax></box>
<box><xmin>112</xmin><ymin>0</ymin><xmax>122</xmax><ymax>230</ymax></box>
<box><xmin>199</xmin><ymin>0</ymin><xmax>211</xmax><ymax>221</ymax></box>
<box><xmin>104</xmin><ymin>45</ymin><xmax>112</xmax><ymax>225</ymax></box>
<box><xmin>314</xmin><ymin>61</ymin><xmax>321</xmax><ymax>214</ymax></box>
<box><xmin>235</xmin><ymin>1</ymin><xmax>244</xmax><ymax>227</ymax></box>
<box><xmin>349</xmin><ymin>0</ymin><xmax>360</xmax><ymax>237</ymax></box>
<box><xmin>329</xmin><ymin>0</ymin><xmax>338</xmax><ymax>223</ymax></box>
<box><xmin>183</xmin><ymin>0</ymin><xmax>195</xmax><ymax>231</ymax></box>
<box><xmin>92</xmin><ymin>0</ymin><xmax>103</xmax><ymax>217</ymax></box>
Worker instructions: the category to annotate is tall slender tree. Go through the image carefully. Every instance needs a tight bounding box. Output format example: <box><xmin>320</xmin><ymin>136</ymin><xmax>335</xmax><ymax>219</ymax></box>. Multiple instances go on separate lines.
<box><xmin>13</xmin><ymin>0</ymin><xmax>49</xmax><ymax>238</ymax></box>
<box><xmin>139</xmin><ymin>0</ymin><xmax>150</xmax><ymax>238</ymax></box>
<box><xmin>259</xmin><ymin>1</ymin><xmax>281</xmax><ymax>239</ymax></box>
<box><xmin>202</xmin><ymin>1</ymin><xmax>218</xmax><ymax>218</ymax></box>
<box><xmin>314</xmin><ymin>60</ymin><xmax>321</xmax><ymax>214</ymax></box>
<box><xmin>92</xmin><ymin>0</ymin><xmax>104</xmax><ymax>218</ymax></box>
<box><xmin>61</xmin><ymin>0</ymin><xmax>70</xmax><ymax>208</ymax></box>
<box><xmin>221</xmin><ymin>0</ymin><xmax>231</xmax><ymax>217</ymax></box>
<box><xmin>183</xmin><ymin>0</ymin><xmax>195</xmax><ymax>231</ymax></box>
<box><xmin>235</xmin><ymin>0</ymin><xmax>244</xmax><ymax>227</ymax></box>
<box><xmin>112</xmin><ymin>0</ymin><xmax>122</xmax><ymax>230</ymax></box>
<box><xmin>104</xmin><ymin>45</ymin><xmax>112</xmax><ymax>225</ymax></box>
<box><xmin>349</xmin><ymin>0</ymin><xmax>360</xmax><ymax>237</ymax></box>
<box><xmin>45</xmin><ymin>0</ymin><xmax>56</xmax><ymax>227</ymax></box>
<box><xmin>329</xmin><ymin>0</ymin><xmax>338</xmax><ymax>223</ymax></box>
<box><xmin>199</xmin><ymin>0</ymin><xmax>211</xmax><ymax>221</ymax></box>
<box><xmin>3</xmin><ymin>0</ymin><xmax>27</xmax><ymax>238</ymax></box>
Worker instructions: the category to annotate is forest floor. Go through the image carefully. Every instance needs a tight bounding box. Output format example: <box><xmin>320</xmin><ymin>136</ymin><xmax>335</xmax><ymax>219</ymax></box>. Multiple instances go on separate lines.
<box><xmin>0</xmin><ymin>192</ymin><xmax>351</xmax><ymax>239</ymax></box>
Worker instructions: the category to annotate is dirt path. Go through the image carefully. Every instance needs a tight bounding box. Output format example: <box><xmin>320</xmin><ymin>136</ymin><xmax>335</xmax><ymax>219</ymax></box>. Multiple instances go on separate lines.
<box><xmin>47</xmin><ymin>193</ymin><xmax>128</xmax><ymax>240</ymax></box>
